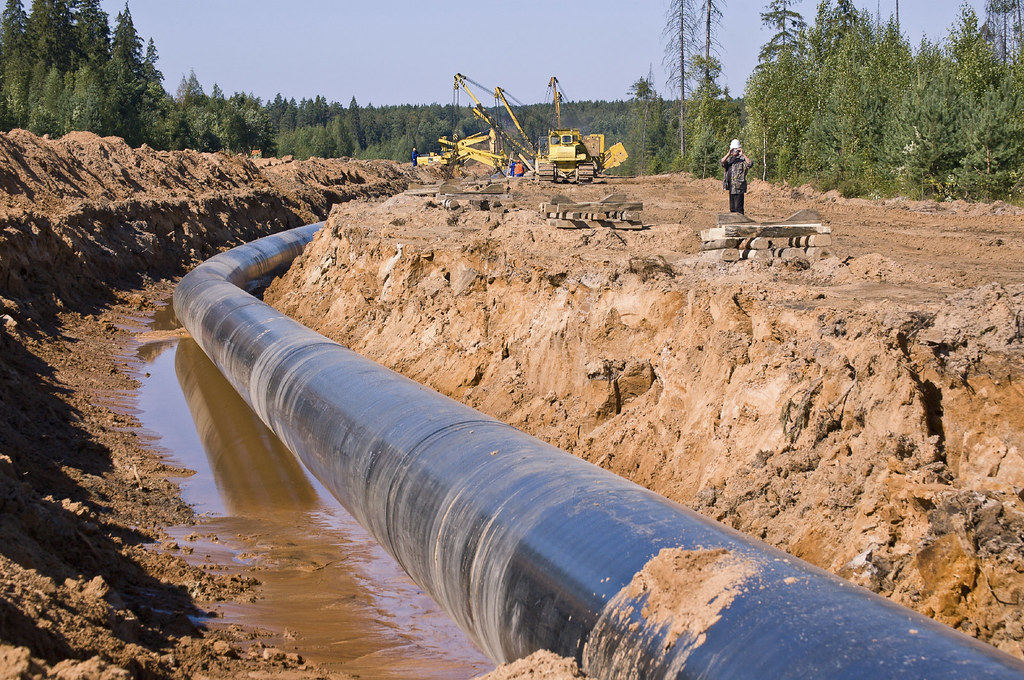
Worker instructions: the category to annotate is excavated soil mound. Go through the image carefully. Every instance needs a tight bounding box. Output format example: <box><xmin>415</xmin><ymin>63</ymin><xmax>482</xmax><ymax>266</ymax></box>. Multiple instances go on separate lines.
<box><xmin>266</xmin><ymin>174</ymin><xmax>1024</xmax><ymax>659</ymax></box>
<box><xmin>0</xmin><ymin>129</ymin><xmax>406</xmax><ymax>319</ymax></box>
<box><xmin>0</xmin><ymin>130</ymin><xmax>409</xmax><ymax>680</ymax></box>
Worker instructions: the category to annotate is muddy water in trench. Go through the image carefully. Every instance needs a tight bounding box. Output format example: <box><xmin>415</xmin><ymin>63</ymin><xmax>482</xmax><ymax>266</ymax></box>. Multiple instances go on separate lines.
<box><xmin>134</xmin><ymin>300</ymin><xmax>494</xmax><ymax>679</ymax></box>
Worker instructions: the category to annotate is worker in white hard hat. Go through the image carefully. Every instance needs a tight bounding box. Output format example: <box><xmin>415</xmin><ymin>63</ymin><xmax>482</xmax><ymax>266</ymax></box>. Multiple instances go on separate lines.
<box><xmin>721</xmin><ymin>139</ymin><xmax>753</xmax><ymax>214</ymax></box>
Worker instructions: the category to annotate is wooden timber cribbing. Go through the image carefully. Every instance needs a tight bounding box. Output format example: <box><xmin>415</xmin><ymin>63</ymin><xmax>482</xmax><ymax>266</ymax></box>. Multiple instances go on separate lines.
<box><xmin>542</xmin><ymin>193</ymin><xmax>644</xmax><ymax>230</ymax></box>
<box><xmin>406</xmin><ymin>180</ymin><xmax>506</xmax><ymax>210</ymax></box>
<box><xmin>699</xmin><ymin>209</ymin><xmax>833</xmax><ymax>262</ymax></box>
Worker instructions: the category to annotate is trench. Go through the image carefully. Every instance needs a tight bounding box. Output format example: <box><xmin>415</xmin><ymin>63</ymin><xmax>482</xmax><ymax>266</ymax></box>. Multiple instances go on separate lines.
<box><xmin>165</xmin><ymin>223</ymin><xmax>1024</xmax><ymax>678</ymax></box>
<box><xmin>131</xmin><ymin>297</ymin><xmax>494</xmax><ymax>679</ymax></box>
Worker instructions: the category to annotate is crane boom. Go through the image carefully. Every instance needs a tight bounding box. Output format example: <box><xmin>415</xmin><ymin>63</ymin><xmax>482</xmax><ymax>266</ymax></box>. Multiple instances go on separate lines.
<box><xmin>549</xmin><ymin>76</ymin><xmax>562</xmax><ymax>129</ymax></box>
<box><xmin>448</xmin><ymin>73</ymin><xmax>536</xmax><ymax>173</ymax></box>
<box><xmin>494</xmin><ymin>86</ymin><xmax>537</xmax><ymax>157</ymax></box>
<box><xmin>453</xmin><ymin>73</ymin><xmax>485</xmax><ymax>109</ymax></box>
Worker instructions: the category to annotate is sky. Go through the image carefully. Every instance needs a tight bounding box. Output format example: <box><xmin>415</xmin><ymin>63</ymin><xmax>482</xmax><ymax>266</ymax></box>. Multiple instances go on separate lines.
<box><xmin>100</xmin><ymin>0</ymin><xmax>988</xmax><ymax>107</ymax></box>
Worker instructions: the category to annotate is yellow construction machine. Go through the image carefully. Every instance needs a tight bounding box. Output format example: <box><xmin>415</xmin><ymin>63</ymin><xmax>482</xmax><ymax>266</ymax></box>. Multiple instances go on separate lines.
<box><xmin>535</xmin><ymin>77</ymin><xmax>628</xmax><ymax>183</ymax></box>
<box><xmin>437</xmin><ymin>74</ymin><xmax>536</xmax><ymax>177</ymax></box>
<box><xmin>437</xmin><ymin>129</ymin><xmax>507</xmax><ymax>175</ymax></box>
<box><xmin>435</xmin><ymin>73</ymin><xmax>627</xmax><ymax>182</ymax></box>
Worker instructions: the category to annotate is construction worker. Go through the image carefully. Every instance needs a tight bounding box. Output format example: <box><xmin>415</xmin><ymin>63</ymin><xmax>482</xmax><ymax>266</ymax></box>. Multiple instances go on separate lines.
<box><xmin>411</xmin><ymin>147</ymin><xmax>418</xmax><ymax>167</ymax></box>
<box><xmin>721</xmin><ymin>139</ymin><xmax>753</xmax><ymax>214</ymax></box>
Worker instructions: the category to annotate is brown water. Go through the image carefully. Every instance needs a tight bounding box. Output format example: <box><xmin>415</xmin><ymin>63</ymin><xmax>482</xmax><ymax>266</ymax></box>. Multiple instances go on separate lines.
<box><xmin>134</xmin><ymin>298</ymin><xmax>494</xmax><ymax>679</ymax></box>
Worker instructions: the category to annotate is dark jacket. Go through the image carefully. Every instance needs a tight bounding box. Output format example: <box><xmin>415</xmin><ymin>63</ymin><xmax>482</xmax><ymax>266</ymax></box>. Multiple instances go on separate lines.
<box><xmin>721</xmin><ymin>153</ymin><xmax>753</xmax><ymax>194</ymax></box>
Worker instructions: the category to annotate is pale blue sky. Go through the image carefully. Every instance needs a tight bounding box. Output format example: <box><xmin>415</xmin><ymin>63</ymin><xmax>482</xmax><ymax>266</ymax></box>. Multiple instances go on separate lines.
<box><xmin>100</xmin><ymin>1</ymin><xmax>987</xmax><ymax>105</ymax></box>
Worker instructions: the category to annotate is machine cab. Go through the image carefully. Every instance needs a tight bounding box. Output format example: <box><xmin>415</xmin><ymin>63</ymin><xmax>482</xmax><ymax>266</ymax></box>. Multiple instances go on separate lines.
<box><xmin>547</xmin><ymin>129</ymin><xmax>584</xmax><ymax>161</ymax></box>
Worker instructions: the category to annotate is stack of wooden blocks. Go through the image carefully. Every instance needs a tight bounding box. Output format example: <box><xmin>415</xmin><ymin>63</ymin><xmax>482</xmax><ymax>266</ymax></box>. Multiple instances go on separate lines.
<box><xmin>699</xmin><ymin>210</ymin><xmax>833</xmax><ymax>262</ymax></box>
<box><xmin>542</xmin><ymin>193</ymin><xmax>644</xmax><ymax>230</ymax></box>
<box><xmin>406</xmin><ymin>180</ymin><xmax>506</xmax><ymax>210</ymax></box>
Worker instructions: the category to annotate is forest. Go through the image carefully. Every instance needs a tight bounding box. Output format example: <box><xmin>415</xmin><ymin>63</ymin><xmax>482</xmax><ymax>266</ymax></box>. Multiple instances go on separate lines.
<box><xmin>0</xmin><ymin>0</ymin><xmax>1020</xmax><ymax>201</ymax></box>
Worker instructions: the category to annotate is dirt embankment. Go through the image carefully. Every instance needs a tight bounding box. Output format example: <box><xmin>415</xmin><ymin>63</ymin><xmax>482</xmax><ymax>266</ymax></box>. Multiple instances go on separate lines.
<box><xmin>0</xmin><ymin>129</ymin><xmax>406</xmax><ymax>319</ymax></box>
<box><xmin>266</xmin><ymin>176</ymin><xmax>1024</xmax><ymax>659</ymax></box>
<box><xmin>0</xmin><ymin>129</ymin><xmax>409</xmax><ymax>679</ymax></box>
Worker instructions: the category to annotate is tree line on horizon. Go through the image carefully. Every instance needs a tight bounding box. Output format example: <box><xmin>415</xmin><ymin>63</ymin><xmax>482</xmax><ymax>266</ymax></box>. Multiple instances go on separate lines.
<box><xmin>0</xmin><ymin>0</ymin><xmax>1020</xmax><ymax>202</ymax></box>
<box><xmin>660</xmin><ymin>0</ymin><xmax>1023</xmax><ymax>201</ymax></box>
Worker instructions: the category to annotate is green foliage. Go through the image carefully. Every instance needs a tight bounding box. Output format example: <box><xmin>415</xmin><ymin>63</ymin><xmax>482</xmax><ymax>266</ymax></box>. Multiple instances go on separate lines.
<box><xmin>954</xmin><ymin>78</ymin><xmax>1023</xmax><ymax>199</ymax></box>
<box><xmin>949</xmin><ymin>4</ymin><xmax>1004</xmax><ymax>97</ymax></box>
<box><xmin>683</xmin><ymin>56</ymin><xmax>738</xmax><ymax>177</ymax></box>
<box><xmin>276</xmin><ymin>117</ymin><xmax>353</xmax><ymax>160</ymax></box>
<box><xmin>760</xmin><ymin>0</ymin><xmax>808</xmax><ymax>61</ymax></box>
<box><xmin>73</xmin><ymin>0</ymin><xmax>108</xmax><ymax>68</ymax></box>
<box><xmin>741</xmin><ymin>0</ymin><xmax>1024</xmax><ymax>201</ymax></box>
<box><xmin>0</xmin><ymin>0</ymin><xmax>1018</xmax><ymax>207</ymax></box>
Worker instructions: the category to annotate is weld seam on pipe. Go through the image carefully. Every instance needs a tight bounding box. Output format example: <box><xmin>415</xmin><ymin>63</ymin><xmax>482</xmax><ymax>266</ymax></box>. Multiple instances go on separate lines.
<box><xmin>174</xmin><ymin>223</ymin><xmax>1024</xmax><ymax>679</ymax></box>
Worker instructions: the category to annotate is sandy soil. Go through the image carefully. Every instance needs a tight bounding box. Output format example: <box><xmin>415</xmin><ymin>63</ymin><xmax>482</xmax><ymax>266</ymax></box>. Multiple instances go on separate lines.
<box><xmin>0</xmin><ymin>130</ymin><xmax>405</xmax><ymax>679</ymax></box>
<box><xmin>3</xmin><ymin>125</ymin><xmax>1023</xmax><ymax>677</ymax></box>
<box><xmin>265</xmin><ymin>172</ymin><xmax>1024</xmax><ymax>661</ymax></box>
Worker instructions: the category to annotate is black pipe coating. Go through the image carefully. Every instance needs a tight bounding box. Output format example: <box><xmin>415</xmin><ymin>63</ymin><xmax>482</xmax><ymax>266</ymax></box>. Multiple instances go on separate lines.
<box><xmin>174</xmin><ymin>223</ymin><xmax>1024</xmax><ymax>679</ymax></box>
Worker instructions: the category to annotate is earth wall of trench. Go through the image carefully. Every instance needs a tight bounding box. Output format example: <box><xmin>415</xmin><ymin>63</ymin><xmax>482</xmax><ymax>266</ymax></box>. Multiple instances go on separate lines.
<box><xmin>266</xmin><ymin>192</ymin><xmax>1024</xmax><ymax>659</ymax></box>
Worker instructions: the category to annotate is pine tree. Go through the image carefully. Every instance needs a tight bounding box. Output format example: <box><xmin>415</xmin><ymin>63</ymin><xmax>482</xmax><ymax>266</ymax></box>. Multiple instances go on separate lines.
<box><xmin>1</xmin><ymin>0</ymin><xmax>28</xmax><ymax>67</ymax></box>
<box><xmin>142</xmin><ymin>37</ymin><xmax>159</xmax><ymax>84</ymax></box>
<box><xmin>984</xmin><ymin>0</ymin><xmax>1018</xmax><ymax>64</ymax></box>
<box><xmin>109</xmin><ymin>2</ymin><xmax>142</xmax><ymax>79</ymax></box>
<box><xmin>698</xmin><ymin>0</ymin><xmax>723</xmax><ymax>83</ymax></box>
<box><xmin>760</xmin><ymin>0</ymin><xmax>807</xmax><ymax>61</ymax></box>
<box><xmin>67</xmin><ymin>63</ymin><xmax>103</xmax><ymax>132</ymax></box>
<box><xmin>627</xmin><ymin>75</ymin><xmax>656</xmax><ymax>176</ymax></box>
<box><xmin>107</xmin><ymin>2</ymin><xmax>145</xmax><ymax>143</ymax></box>
<box><xmin>663</xmin><ymin>0</ymin><xmax>697</xmax><ymax>160</ymax></box>
<box><xmin>27</xmin><ymin>63</ymin><xmax>62</xmax><ymax>134</ymax></box>
<box><xmin>26</xmin><ymin>0</ymin><xmax>76</xmax><ymax>72</ymax></box>
<box><xmin>175</xmin><ymin>70</ymin><xmax>203</xmax><ymax>107</ymax></box>
<box><xmin>347</xmin><ymin>96</ymin><xmax>364</xmax><ymax>151</ymax></box>
<box><xmin>71</xmin><ymin>0</ymin><xmax>108</xmax><ymax>68</ymax></box>
<box><xmin>0</xmin><ymin>0</ymin><xmax>29</xmax><ymax>125</ymax></box>
<box><xmin>684</xmin><ymin>55</ymin><xmax>729</xmax><ymax>178</ymax></box>
<box><xmin>956</xmin><ymin>78</ymin><xmax>1022</xmax><ymax>198</ymax></box>
<box><xmin>894</xmin><ymin>70</ymin><xmax>966</xmax><ymax>198</ymax></box>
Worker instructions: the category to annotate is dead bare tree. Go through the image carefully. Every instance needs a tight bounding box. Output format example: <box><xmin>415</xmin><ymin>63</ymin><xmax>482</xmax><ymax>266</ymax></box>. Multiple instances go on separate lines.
<box><xmin>663</xmin><ymin>0</ymin><xmax>698</xmax><ymax>159</ymax></box>
<box><xmin>701</xmin><ymin>0</ymin><xmax>725</xmax><ymax>83</ymax></box>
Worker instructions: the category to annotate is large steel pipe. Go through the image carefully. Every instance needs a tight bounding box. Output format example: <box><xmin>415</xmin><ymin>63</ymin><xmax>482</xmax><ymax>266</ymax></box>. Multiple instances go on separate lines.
<box><xmin>174</xmin><ymin>224</ymin><xmax>1024</xmax><ymax>679</ymax></box>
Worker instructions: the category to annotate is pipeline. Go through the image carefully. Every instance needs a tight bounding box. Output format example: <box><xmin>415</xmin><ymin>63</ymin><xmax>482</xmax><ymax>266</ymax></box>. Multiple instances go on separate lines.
<box><xmin>174</xmin><ymin>223</ymin><xmax>1024</xmax><ymax>679</ymax></box>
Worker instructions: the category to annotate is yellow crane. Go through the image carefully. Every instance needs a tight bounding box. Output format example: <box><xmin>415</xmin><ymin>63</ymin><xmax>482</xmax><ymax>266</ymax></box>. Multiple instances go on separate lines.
<box><xmin>437</xmin><ymin>74</ymin><xmax>535</xmax><ymax>176</ymax></box>
<box><xmin>435</xmin><ymin>73</ymin><xmax>627</xmax><ymax>182</ymax></box>
<box><xmin>493</xmin><ymin>85</ymin><xmax>537</xmax><ymax>161</ymax></box>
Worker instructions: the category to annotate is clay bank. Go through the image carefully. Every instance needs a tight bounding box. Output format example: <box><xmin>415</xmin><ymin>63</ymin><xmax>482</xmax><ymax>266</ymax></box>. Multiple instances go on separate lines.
<box><xmin>265</xmin><ymin>176</ymin><xmax>1024</xmax><ymax>660</ymax></box>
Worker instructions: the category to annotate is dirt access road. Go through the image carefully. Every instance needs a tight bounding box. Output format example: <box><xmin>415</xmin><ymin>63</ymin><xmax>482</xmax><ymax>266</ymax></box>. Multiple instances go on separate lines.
<box><xmin>1</xmin><ymin>126</ymin><xmax>1023</xmax><ymax>679</ymax></box>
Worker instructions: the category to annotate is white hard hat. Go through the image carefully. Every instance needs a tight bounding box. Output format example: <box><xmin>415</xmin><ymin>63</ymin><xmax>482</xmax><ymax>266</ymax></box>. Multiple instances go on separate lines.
<box><xmin>730</xmin><ymin>139</ymin><xmax>741</xmax><ymax>150</ymax></box>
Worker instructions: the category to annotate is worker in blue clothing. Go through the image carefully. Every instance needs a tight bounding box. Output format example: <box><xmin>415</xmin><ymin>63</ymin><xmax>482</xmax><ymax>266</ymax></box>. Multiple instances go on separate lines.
<box><xmin>411</xmin><ymin>147</ymin><xmax>418</xmax><ymax>167</ymax></box>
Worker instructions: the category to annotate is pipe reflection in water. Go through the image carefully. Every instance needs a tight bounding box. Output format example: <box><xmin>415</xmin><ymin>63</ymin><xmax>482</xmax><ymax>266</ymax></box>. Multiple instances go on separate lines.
<box><xmin>150</xmin><ymin>337</ymin><xmax>492</xmax><ymax>679</ymax></box>
<box><xmin>175</xmin><ymin>338</ymin><xmax>319</xmax><ymax>516</ymax></box>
